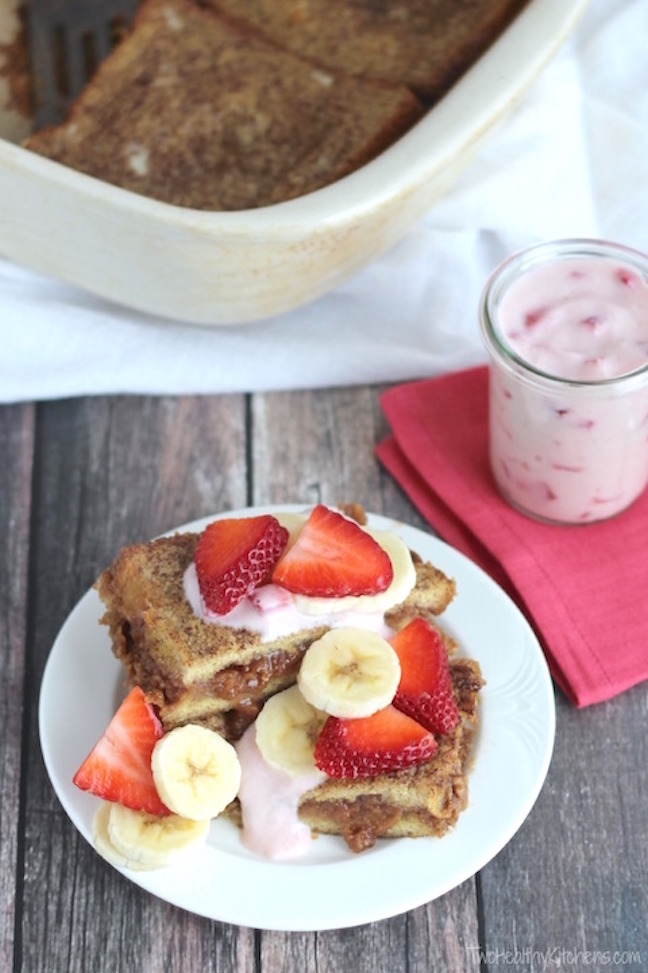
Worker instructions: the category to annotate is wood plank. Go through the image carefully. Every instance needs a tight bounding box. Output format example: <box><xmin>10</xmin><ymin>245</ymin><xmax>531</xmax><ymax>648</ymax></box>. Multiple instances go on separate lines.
<box><xmin>251</xmin><ymin>387</ymin><xmax>482</xmax><ymax>971</ymax></box>
<box><xmin>250</xmin><ymin>385</ymin><xmax>384</xmax><ymax>508</ymax></box>
<box><xmin>478</xmin><ymin>685</ymin><xmax>648</xmax><ymax>970</ymax></box>
<box><xmin>8</xmin><ymin>381</ymin><xmax>648</xmax><ymax>973</ymax></box>
<box><xmin>20</xmin><ymin>394</ymin><xmax>255</xmax><ymax>973</ymax></box>
<box><xmin>0</xmin><ymin>404</ymin><xmax>35</xmax><ymax>973</ymax></box>
<box><xmin>249</xmin><ymin>384</ymin><xmax>427</xmax><ymax>521</ymax></box>
<box><xmin>259</xmin><ymin>885</ymin><xmax>481</xmax><ymax>972</ymax></box>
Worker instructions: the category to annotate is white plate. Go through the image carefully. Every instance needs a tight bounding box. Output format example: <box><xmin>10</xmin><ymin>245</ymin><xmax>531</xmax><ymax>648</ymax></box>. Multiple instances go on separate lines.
<box><xmin>39</xmin><ymin>507</ymin><xmax>555</xmax><ymax>931</ymax></box>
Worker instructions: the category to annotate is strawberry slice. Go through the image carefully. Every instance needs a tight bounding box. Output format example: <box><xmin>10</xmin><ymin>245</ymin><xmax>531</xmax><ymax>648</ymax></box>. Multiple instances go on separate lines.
<box><xmin>314</xmin><ymin>704</ymin><xmax>437</xmax><ymax>779</ymax></box>
<box><xmin>390</xmin><ymin>617</ymin><xmax>460</xmax><ymax>735</ymax></box>
<box><xmin>73</xmin><ymin>686</ymin><xmax>169</xmax><ymax>815</ymax></box>
<box><xmin>195</xmin><ymin>514</ymin><xmax>289</xmax><ymax>615</ymax></box>
<box><xmin>272</xmin><ymin>504</ymin><xmax>393</xmax><ymax>597</ymax></box>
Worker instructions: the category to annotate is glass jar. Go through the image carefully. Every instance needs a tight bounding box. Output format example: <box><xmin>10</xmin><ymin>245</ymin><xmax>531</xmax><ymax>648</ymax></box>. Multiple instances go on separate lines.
<box><xmin>479</xmin><ymin>238</ymin><xmax>648</xmax><ymax>525</ymax></box>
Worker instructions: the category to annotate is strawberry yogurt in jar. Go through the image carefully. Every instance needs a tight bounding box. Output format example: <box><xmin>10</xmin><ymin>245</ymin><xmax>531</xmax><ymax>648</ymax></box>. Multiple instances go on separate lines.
<box><xmin>479</xmin><ymin>239</ymin><xmax>648</xmax><ymax>524</ymax></box>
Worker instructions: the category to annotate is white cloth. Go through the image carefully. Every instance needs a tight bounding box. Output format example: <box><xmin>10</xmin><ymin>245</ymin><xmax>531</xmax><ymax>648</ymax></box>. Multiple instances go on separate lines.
<box><xmin>1</xmin><ymin>0</ymin><xmax>646</xmax><ymax>402</ymax></box>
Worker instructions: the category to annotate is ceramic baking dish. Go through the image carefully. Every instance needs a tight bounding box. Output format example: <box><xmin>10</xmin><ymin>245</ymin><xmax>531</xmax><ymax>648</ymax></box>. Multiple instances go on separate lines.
<box><xmin>0</xmin><ymin>0</ymin><xmax>589</xmax><ymax>326</ymax></box>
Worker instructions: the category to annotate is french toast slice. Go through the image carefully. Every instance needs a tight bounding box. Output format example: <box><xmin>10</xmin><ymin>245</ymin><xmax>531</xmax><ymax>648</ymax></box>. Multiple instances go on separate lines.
<box><xmin>297</xmin><ymin>658</ymin><xmax>483</xmax><ymax>850</ymax></box>
<box><xmin>24</xmin><ymin>0</ymin><xmax>423</xmax><ymax>210</ymax></box>
<box><xmin>205</xmin><ymin>0</ymin><xmax>527</xmax><ymax>102</ymax></box>
<box><xmin>224</xmin><ymin>655</ymin><xmax>484</xmax><ymax>851</ymax></box>
<box><xmin>97</xmin><ymin>522</ymin><xmax>456</xmax><ymax>741</ymax></box>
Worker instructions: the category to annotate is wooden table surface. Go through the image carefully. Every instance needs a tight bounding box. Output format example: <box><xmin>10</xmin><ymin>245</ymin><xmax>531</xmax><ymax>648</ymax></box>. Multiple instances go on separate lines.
<box><xmin>2</xmin><ymin>389</ymin><xmax>646</xmax><ymax>973</ymax></box>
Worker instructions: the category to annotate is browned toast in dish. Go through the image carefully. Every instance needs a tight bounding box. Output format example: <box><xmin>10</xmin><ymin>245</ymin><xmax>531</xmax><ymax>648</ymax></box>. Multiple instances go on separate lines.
<box><xmin>24</xmin><ymin>0</ymin><xmax>423</xmax><ymax>210</ymax></box>
<box><xmin>205</xmin><ymin>0</ymin><xmax>528</xmax><ymax>102</ymax></box>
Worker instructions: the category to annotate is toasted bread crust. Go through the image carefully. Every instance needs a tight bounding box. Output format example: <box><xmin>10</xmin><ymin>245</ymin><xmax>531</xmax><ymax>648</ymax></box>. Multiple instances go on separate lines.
<box><xmin>98</xmin><ymin>532</ymin><xmax>328</xmax><ymax>736</ymax></box>
<box><xmin>297</xmin><ymin>658</ymin><xmax>484</xmax><ymax>849</ymax></box>
<box><xmin>96</xmin><ymin>520</ymin><xmax>457</xmax><ymax>738</ymax></box>
<box><xmin>205</xmin><ymin>0</ymin><xmax>527</xmax><ymax>101</ymax></box>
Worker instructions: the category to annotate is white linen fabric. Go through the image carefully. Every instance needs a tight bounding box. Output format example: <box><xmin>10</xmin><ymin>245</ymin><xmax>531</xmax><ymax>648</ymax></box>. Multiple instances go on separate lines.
<box><xmin>1</xmin><ymin>0</ymin><xmax>646</xmax><ymax>402</ymax></box>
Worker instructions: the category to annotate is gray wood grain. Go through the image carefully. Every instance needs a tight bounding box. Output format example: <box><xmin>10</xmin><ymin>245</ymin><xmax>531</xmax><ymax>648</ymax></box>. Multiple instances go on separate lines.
<box><xmin>3</xmin><ymin>389</ymin><xmax>647</xmax><ymax>973</ymax></box>
<box><xmin>251</xmin><ymin>386</ymin><xmax>386</xmax><ymax>509</ymax></box>
<box><xmin>0</xmin><ymin>404</ymin><xmax>35</xmax><ymax>973</ymax></box>
<box><xmin>19</xmin><ymin>395</ymin><xmax>253</xmax><ymax>973</ymax></box>
<box><xmin>478</xmin><ymin>686</ymin><xmax>648</xmax><ymax>972</ymax></box>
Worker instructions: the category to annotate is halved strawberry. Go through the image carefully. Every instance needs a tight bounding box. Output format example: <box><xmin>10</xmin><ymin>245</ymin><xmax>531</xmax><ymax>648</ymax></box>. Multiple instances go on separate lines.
<box><xmin>272</xmin><ymin>504</ymin><xmax>393</xmax><ymax>597</ymax></box>
<box><xmin>73</xmin><ymin>686</ymin><xmax>169</xmax><ymax>816</ymax></box>
<box><xmin>195</xmin><ymin>514</ymin><xmax>289</xmax><ymax>615</ymax></box>
<box><xmin>314</xmin><ymin>704</ymin><xmax>437</xmax><ymax>779</ymax></box>
<box><xmin>390</xmin><ymin>617</ymin><xmax>460</xmax><ymax>735</ymax></box>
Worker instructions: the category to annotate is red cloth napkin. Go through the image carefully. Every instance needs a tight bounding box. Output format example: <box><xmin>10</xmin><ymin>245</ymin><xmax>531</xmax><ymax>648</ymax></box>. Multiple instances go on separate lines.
<box><xmin>377</xmin><ymin>366</ymin><xmax>648</xmax><ymax>707</ymax></box>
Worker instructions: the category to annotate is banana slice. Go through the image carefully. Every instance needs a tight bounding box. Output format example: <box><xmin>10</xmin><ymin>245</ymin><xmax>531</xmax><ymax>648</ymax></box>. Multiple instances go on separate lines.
<box><xmin>292</xmin><ymin>527</ymin><xmax>416</xmax><ymax>616</ymax></box>
<box><xmin>275</xmin><ymin>511</ymin><xmax>308</xmax><ymax>551</ymax></box>
<box><xmin>92</xmin><ymin>802</ymin><xmax>153</xmax><ymax>871</ymax></box>
<box><xmin>151</xmin><ymin>724</ymin><xmax>241</xmax><ymax>821</ymax></box>
<box><xmin>106</xmin><ymin>802</ymin><xmax>209</xmax><ymax>868</ymax></box>
<box><xmin>297</xmin><ymin>627</ymin><xmax>401</xmax><ymax>718</ymax></box>
<box><xmin>255</xmin><ymin>685</ymin><xmax>327</xmax><ymax>777</ymax></box>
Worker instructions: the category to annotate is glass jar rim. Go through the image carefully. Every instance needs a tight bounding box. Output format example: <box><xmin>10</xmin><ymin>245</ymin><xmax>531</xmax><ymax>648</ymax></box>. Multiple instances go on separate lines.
<box><xmin>479</xmin><ymin>237</ymin><xmax>648</xmax><ymax>391</ymax></box>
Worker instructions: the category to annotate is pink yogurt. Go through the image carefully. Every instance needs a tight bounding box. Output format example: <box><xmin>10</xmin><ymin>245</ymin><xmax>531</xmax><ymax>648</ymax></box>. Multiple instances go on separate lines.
<box><xmin>235</xmin><ymin>723</ymin><xmax>326</xmax><ymax>860</ymax></box>
<box><xmin>480</xmin><ymin>240</ymin><xmax>648</xmax><ymax>524</ymax></box>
